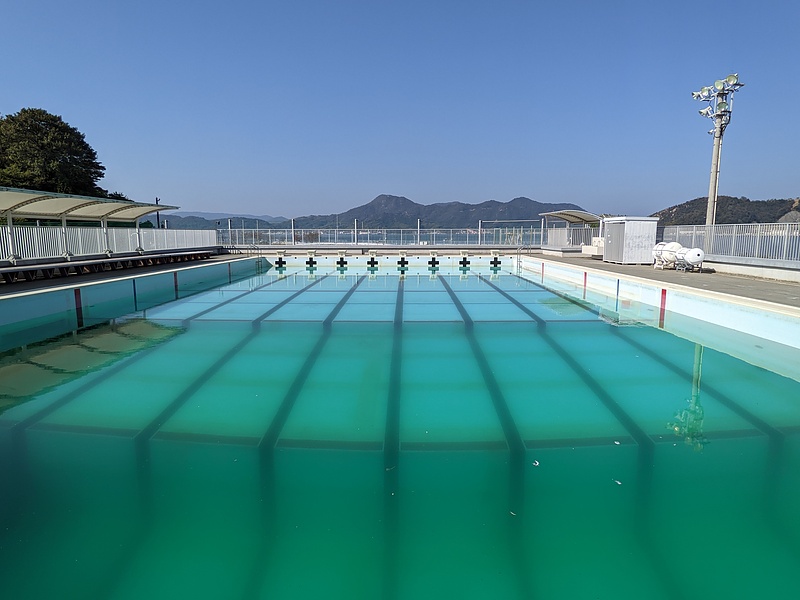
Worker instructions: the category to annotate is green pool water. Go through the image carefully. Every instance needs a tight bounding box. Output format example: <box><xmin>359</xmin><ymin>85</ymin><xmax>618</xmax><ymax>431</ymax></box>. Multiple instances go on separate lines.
<box><xmin>2</xmin><ymin>267</ymin><xmax>800</xmax><ymax>599</ymax></box>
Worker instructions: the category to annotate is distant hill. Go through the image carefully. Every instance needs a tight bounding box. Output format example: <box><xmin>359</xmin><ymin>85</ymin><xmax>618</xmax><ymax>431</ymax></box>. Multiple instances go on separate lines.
<box><xmin>148</xmin><ymin>194</ymin><xmax>585</xmax><ymax>230</ymax></box>
<box><xmin>293</xmin><ymin>194</ymin><xmax>584</xmax><ymax>229</ymax></box>
<box><xmin>652</xmin><ymin>196</ymin><xmax>799</xmax><ymax>226</ymax></box>
<box><xmin>174</xmin><ymin>211</ymin><xmax>288</xmax><ymax>223</ymax></box>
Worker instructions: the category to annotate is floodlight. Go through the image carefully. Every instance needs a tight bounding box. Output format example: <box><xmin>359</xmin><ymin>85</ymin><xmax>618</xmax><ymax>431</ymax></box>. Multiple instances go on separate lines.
<box><xmin>691</xmin><ymin>73</ymin><xmax>745</xmax><ymax>228</ymax></box>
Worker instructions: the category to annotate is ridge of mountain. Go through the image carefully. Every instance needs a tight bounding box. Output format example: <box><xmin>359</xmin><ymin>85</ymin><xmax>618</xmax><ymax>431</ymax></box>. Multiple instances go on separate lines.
<box><xmin>650</xmin><ymin>196</ymin><xmax>799</xmax><ymax>226</ymax></box>
<box><xmin>146</xmin><ymin>194</ymin><xmax>585</xmax><ymax>230</ymax></box>
<box><xmin>293</xmin><ymin>194</ymin><xmax>584</xmax><ymax>229</ymax></box>
<box><xmin>173</xmin><ymin>211</ymin><xmax>288</xmax><ymax>223</ymax></box>
<box><xmin>147</xmin><ymin>194</ymin><xmax>800</xmax><ymax>230</ymax></box>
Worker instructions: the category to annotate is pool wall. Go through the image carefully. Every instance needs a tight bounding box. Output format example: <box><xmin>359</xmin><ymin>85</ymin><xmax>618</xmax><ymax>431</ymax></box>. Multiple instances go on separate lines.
<box><xmin>518</xmin><ymin>254</ymin><xmax>800</xmax><ymax>381</ymax></box>
<box><xmin>0</xmin><ymin>257</ymin><xmax>265</xmax><ymax>353</ymax></box>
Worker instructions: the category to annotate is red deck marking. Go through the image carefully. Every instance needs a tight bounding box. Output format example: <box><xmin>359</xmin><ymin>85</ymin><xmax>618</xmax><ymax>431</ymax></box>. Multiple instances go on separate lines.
<box><xmin>74</xmin><ymin>288</ymin><xmax>84</xmax><ymax>328</ymax></box>
<box><xmin>659</xmin><ymin>288</ymin><xmax>667</xmax><ymax>328</ymax></box>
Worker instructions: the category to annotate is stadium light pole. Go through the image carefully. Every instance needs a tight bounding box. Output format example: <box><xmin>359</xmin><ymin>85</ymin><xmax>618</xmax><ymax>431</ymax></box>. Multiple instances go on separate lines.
<box><xmin>692</xmin><ymin>73</ymin><xmax>744</xmax><ymax>227</ymax></box>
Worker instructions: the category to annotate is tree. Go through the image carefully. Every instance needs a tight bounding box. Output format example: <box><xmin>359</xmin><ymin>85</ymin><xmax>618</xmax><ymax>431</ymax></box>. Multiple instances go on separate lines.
<box><xmin>0</xmin><ymin>108</ymin><xmax>106</xmax><ymax>196</ymax></box>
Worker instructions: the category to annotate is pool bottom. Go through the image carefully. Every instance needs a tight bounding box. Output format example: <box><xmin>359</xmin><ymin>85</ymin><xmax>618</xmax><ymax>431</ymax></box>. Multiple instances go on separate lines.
<box><xmin>2</xmin><ymin>430</ymin><xmax>800</xmax><ymax>600</ymax></box>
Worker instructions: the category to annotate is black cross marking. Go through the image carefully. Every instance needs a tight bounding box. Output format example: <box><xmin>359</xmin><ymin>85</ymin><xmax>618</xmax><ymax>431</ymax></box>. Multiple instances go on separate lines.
<box><xmin>367</xmin><ymin>257</ymin><xmax>378</xmax><ymax>269</ymax></box>
<box><xmin>306</xmin><ymin>257</ymin><xmax>317</xmax><ymax>268</ymax></box>
<box><xmin>490</xmin><ymin>257</ymin><xmax>502</xmax><ymax>268</ymax></box>
<box><xmin>458</xmin><ymin>256</ymin><xmax>470</xmax><ymax>269</ymax></box>
<box><xmin>428</xmin><ymin>257</ymin><xmax>439</xmax><ymax>269</ymax></box>
<box><xmin>274</xmin><ymin>257</ymin><xmax>286</xmax><ymax>268</ymax></box>
<box><xmin>336</xmin><ymin>257</ymin><xmax>348</xmax><ymax>269</ymax></box>
<box><xmin>397</xmin><ymin>257</ymin><xmax>409</xmax><ymax>269</ymax></box>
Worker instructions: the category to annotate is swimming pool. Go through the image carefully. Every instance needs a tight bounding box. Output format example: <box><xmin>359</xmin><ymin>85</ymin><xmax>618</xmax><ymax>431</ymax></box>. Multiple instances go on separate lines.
<box><xmin>2</xmin><ymin>257</ymin><xmax>800</xmax><ymax>599</ymax></box>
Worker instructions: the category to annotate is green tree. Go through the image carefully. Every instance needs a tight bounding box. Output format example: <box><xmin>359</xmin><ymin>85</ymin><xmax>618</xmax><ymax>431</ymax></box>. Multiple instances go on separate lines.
<box><xmin>0</xmin><ymin>108</ymin><xmax>106</xmax><ymax>196</ymax></box>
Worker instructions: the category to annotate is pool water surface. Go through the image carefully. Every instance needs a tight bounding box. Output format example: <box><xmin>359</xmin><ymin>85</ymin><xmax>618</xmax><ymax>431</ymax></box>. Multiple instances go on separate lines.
<box><xmin>1</xmin><ymin>266</ymin><xmax>800</xmax><ymax>599</ymax></box>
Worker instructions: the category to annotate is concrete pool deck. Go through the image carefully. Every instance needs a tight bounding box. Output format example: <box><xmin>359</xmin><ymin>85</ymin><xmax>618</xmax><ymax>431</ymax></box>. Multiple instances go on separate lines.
<box><xmin>538</xmin><ymin>253</ymin><xmax>800</xmax><ymax>310</ymax></box>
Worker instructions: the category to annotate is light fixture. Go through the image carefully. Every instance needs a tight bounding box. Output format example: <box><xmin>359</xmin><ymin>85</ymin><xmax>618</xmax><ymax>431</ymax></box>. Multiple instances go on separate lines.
<box><xmin>692</xmin><ymin>73</ymin><xmax>745</xmax><ymax>229</ymax></box>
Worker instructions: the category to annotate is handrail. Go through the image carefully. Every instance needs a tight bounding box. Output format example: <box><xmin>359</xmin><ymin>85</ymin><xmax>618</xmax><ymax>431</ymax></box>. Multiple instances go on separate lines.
<box><xmin>662</xmin><ymin>223</ymin><xmax>800</xmax><ymax>264</ymax></box>
<box><xmin>1</xmin><ymin>225</ymin><xmax>218</xmax><ymax>264</ymax></box>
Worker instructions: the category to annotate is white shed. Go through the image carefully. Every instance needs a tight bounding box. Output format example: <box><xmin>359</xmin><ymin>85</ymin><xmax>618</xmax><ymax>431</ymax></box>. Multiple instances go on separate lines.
<box><xmin>602</xmin><ymin>216</ymin><xmax>659</xmax><ymax>264</ymax></box>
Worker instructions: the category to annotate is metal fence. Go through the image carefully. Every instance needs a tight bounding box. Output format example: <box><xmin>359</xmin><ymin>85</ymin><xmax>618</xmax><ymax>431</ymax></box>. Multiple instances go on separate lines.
<box><xmin>2</xmin><ymin>225</ymin><xmax>217</xmax><ymax>262</ymax></box>
<box><xmin>541</xmin><ymin>227</ymin><xmax>595</xmax><ymax>248</ymax></box>
<box><xmin>662</xmin><ymin>223</ymin><xmax>800</xmax><ymax>264</ymax></box>
<box><xmin>217</xmin><ymin>227</ymin><xmax>544</xmax><ymax>247</ymax></box>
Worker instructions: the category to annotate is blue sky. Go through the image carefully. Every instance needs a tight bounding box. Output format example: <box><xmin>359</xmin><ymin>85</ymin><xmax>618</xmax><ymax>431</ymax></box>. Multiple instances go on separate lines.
<box><xmin>3</xmin><ymin>0</ymin><xmax>798</xmax><ymax>218</ymax></box>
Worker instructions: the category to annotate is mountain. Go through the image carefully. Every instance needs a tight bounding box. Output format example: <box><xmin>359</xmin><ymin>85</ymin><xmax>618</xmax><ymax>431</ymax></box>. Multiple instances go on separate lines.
<box><xmin>174</xmin><ymin>211</ymin><xmax>288</xmax><ymax>223</ymax></box>
<box><xmin>292</xmin><ymin>194</ymin><xmax>584</xmax><ymax>229</ymax></box>
<box><xmin>146</xmin><ymin>194</ymin><xmax>585</xmax><ymax>230</ymax></box>
<box><xmin>651</xmin><ymin>196</ymin><xmax>799</xmax><ymax>226</ymax></box>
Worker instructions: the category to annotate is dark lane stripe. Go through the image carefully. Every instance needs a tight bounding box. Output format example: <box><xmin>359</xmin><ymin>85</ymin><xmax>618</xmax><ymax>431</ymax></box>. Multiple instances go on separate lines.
<box><xmin>385</xmin><ymin>278</ymin><xmax>404</xmax><ymax>469</ymax></box>
<box><xmin>258</xmin><ymin>275</ymin><xmax>364</xmax><ymax>451</ymax></box>
<box><xmin>242</xmin><ymin>275</ymin><xmax>365</xmax><ymax>600</ymax></box>
<box><xmin>439</xmin><ymin>275</ymin><xmax>531</xmax><ymax>598</ymax></box>
<box><xmin>251</xmin><ymin>274</ymin><xmax>329</xmax><ymax>325</ymax></box>
<box><xmin>181</xmin><ymin>273</ymin><xmax>291</xmax><ymax>326</ymax></box>
<box><xmin>512</xmin><ymin>272</ymin><xmax>601</xmax><ymax>316</ymax></box>
<box><xmin>477</xmin><ymin>274</ymin><xmax>546</xmax><ymax>327</ymax></box>
<box><xmin>439</xmin><ymin>276</ymin><xmax>525</xmax><ymax>457</ymax></box>
<box><xmin>323</xmin><ymin>275</ymin><xmax>365</xmax><ymax>328</ymax></box>
<box><xmin>384</xmin><ymin>278</ymin><xmax>404</xmax><ymax>600</ymax></box>
<box><xmin>135</xmin><ymin>331</ymin><xmax>260</xmax><ymax>446</ymax></box>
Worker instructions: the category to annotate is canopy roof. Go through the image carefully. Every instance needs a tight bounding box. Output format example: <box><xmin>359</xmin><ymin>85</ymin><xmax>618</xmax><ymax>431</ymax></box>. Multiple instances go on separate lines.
<box><xmin>0</xmin><ymin>186</ymin><xmax>178</xmax><ymax>222</ymax></box>
<box><xmin>539</xmin><ymin>209</ymin><xmax>601</xmax><ymax>225</ymax></box>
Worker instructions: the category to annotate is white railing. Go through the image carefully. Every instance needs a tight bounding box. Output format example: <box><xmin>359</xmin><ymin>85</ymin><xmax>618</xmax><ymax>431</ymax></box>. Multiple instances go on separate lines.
<box><xmin>662</xmin><ymin>223</ymin><xmax>800</xmax><ymax>265</ymax></box>
<box><xmin>1</xmin><ymin>225</ymin><xmax>217</xmax><ymax>262</ymax></box>
<box><xmin>542</xmin><ymin>227</ymin><xmax>595</xmax><ymax>248</ymax></box>
<box><xmin>217</xmin><ymin>227</ymin><xmax>544</xmax><ymax>247</ymax></box>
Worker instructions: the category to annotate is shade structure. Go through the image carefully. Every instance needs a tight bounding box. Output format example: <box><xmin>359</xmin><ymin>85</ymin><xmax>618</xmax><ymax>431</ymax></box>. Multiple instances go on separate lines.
<box><xmin>539</xmin><ymin>209</ymin><xmax>601</xmax><ymax>225</ymax></box>
<box><xmin>0</xmin><ymin>186</ymin><xmax>177</xmax><ymax>222</ymax></box>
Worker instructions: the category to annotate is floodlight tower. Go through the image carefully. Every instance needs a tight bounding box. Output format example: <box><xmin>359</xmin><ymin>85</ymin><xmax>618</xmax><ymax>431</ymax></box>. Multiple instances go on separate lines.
<box><xmin>692</xmin><ymin>74</ymin><xmax>744</xmax><ymax>227</ymax></box>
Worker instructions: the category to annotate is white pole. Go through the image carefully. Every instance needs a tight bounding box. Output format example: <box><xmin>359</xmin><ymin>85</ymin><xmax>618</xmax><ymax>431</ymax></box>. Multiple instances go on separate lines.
<box><xmin>478</xmin><ymin>220</ymin><xmax>482</xmax><ymax>246</ymax></box>
<box><xmin>291</xmin><ymin>219</ymin><xmax>296</xmax><ymax>245</ymax></box>
<box><xmin>5</xmin><ymin>213</ymin><xmax>18</xmax><ymax>261</ymax></box>
<box><xmin>61</xmin><ymin>215</ymin><xmax>72</xmax><ymax>258</ymax></box>
<box><xmin>417</xmin><ymin>218</ymin><xmax>421</xmax><ymax>245</ymax></box>
<box><xmin>101</xmin><ymin>218</ymin><xmax>111</xmax><ymax>254</ymax></box>
<box><xmin>354</xmin><ymin>219</ymin><xmax>358</xmax><ymax>244</ymax></box>
<box><xmin>135</xmin><ymin>218</ymin><xmax>144</xmax><ymax>253</ymax></box>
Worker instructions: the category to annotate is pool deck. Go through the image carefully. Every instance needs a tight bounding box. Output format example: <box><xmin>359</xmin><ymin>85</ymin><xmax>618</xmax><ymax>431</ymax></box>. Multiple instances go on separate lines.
<box><xmin>536</xmin><ymin>253</ymin><xmax>800</xmax><ymax>310</ymax></box>
<box><xmin>2</xmin><ymin>250</ymin><xmax>799</xmax><ymax>311</ymax></box>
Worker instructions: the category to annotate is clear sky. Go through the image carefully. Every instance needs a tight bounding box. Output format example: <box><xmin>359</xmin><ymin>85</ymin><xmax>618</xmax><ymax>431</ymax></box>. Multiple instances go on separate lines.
<box><xmin>3</xmin><ymin>0</ymin><xmax>798</xmax><ymax>218</ymax></box>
